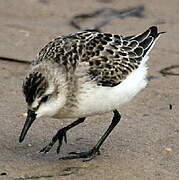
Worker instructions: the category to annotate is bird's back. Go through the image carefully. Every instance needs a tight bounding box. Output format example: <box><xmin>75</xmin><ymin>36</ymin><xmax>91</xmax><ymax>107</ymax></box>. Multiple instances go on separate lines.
<box><xmin>33</xmin><ymin>26</ymin><xmax>161</xmax><ymax>87</ymax></box>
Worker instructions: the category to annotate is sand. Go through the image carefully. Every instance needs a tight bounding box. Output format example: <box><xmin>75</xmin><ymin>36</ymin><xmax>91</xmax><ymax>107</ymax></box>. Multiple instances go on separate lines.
<box><xmin>0</xmin><ymin>0</ymin><xmax>178</xmax><ymax>179</ymax></box>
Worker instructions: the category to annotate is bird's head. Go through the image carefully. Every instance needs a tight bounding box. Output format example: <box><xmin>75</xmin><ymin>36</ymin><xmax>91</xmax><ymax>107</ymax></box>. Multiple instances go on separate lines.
<box><xmin>19</xmin><ymin>66</ymin><xmax>67</xmax><ymax>143</ymax></box>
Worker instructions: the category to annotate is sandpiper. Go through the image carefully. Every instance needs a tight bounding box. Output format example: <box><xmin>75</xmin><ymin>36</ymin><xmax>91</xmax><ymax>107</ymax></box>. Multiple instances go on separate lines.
<box><xmin>19</xmin><ymin>26</ymin><xmax>164</xmax><ymax>160</ymax></box>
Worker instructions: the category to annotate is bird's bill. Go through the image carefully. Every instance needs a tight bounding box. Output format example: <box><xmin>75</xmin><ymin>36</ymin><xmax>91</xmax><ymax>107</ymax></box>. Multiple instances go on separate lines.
<box><xmin>19</xmin><ymin>109</ymin><xmax>37</xmax><ymax>143</ymax></box>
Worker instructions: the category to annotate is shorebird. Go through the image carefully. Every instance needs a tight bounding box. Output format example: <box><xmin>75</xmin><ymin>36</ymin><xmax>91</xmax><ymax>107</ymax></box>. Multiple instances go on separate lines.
<box><xmin>19</xmin><ymin>26</ymin><xmax>164</xmax><ymax>160</ymax></box>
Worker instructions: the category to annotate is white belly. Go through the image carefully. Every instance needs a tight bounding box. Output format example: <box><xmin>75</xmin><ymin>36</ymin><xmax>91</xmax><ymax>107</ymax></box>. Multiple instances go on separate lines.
<box><xmin>75</xmin><ymin>62</ymin><xmax>148</xmax><ymax>117</ymax></box>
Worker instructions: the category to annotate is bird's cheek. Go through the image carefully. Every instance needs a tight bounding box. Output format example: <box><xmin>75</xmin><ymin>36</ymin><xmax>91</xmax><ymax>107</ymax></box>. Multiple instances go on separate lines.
<box><xmin>35</xmin><ymin>105</ymin><xmax>46</xmax><ymax>118</ymax></box>
<box><xmin>36</xmin><ymin>112</ymin><xmax>43</xmax><ymax>118</ymax></box>
<box><xmin>36</xmin><ymin>103</ymin><xmax>57</xmax><ymax>118</ymax></box>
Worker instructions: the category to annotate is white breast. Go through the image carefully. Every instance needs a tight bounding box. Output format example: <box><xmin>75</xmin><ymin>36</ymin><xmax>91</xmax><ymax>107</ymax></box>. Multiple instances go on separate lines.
<box><xmin>75</xmin><ymin>58</ymin><xmax>149</xmax><ymax>117</ymax></box>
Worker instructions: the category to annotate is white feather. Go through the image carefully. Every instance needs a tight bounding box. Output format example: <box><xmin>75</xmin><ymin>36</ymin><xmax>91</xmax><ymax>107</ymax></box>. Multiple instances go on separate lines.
<box><xmin>75</xmin><ymin>56</ymin><xmax>149</xmax><ymax>117</ymax></box>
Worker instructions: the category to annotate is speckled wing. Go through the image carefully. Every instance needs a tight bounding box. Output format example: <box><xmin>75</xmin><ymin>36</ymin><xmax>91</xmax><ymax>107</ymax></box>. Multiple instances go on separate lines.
<box><xmin>32</xmin><ymin>36</ymin><xmax>84</xmax><ymax>68</ymax></box>
<box><xmin>33</xmin><ymin>26</ymin><xmax>161</xmax><ymax>87</ymax></box>
<box><xmin>82</xmin><ymin>26</ymin><xmax>160</xmax><ymax>87</ymax></box>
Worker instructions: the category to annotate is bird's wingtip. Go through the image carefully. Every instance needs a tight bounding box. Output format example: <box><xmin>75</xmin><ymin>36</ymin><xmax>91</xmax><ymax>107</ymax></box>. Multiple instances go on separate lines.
<box><xmin>149</xmin><ymin>26</ymin><xmax>166</xmax><ymax>35</ymax></box>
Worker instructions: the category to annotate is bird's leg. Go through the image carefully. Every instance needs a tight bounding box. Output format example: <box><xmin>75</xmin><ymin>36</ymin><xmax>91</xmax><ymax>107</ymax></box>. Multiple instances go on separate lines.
<box><xmin>40</xmin><ymin>117</ymin><xmax>86</xmax><ymax>154</ymax></box>
<box><xmin>60</xmin><ymin>110</ymin><xmax>121</xmax><ymax>161</ymax></box>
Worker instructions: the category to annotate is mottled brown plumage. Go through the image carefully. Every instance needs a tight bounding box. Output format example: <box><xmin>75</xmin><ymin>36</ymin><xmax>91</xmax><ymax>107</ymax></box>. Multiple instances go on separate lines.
<box><xmin>31</xmin><ymin>26</ymin><xmax>160</xmax><ymax>88</ymax></box>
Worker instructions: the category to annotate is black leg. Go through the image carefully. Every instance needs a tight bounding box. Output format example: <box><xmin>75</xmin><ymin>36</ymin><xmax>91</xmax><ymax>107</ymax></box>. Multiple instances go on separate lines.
<box><xmin>40</xmin><ymin>117</ymin><xmax>86</xmax><ymax>154</ymax></box>
<box><xmin>60</xmin><ymin>109</ymin><xmax>121</xmax><ymax>161</ymax></box>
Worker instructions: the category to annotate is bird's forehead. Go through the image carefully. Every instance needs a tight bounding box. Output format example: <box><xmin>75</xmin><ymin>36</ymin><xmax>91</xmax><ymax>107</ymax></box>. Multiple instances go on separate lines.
<box><xmin>23</xmin><ymin>72</ymin><xmax>48</xmax><ymax>105</ymax></box>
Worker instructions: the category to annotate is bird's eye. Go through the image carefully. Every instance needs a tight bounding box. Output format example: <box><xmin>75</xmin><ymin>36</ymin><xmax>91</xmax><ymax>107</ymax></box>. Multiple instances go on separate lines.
<box><xmin>41</xmin><ymin>95</ymin><xmax>49</xmax><ymax>103</ymax></box>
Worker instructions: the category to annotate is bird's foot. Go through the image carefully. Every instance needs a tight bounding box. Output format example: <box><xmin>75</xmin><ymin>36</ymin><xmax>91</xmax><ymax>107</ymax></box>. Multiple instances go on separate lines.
<box><xmin>39</xmin><ymin>128</ymin><xmax>67</xmax><ymax>154</ymax></box>
<box><xmin>59</xmin><ymin>148</ymin><xmax>100</xmax><ymax>161</ymax></box>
